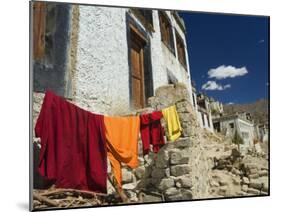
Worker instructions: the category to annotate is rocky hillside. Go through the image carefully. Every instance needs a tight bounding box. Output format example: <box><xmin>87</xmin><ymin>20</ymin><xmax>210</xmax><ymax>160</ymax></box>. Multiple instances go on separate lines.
<box><xmin>224</xmin><ymin>99</ymin><xmax>268</xmax><ymax>124</ymax></box>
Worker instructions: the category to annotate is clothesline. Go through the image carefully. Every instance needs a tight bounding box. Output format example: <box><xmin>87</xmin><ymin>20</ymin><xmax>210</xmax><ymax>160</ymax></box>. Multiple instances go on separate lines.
<box><xmin>34</xmin><ymin>90</ymin><xmax>183</xmax><ymax>197</ymax></box>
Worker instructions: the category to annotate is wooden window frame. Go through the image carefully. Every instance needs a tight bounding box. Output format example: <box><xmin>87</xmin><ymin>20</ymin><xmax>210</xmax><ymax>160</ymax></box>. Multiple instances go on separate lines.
<box><xmin>129</xmin><ymin>25</ymin><xmax>146</xmax><ymax>109</ymax></box>
<box><xmin>131</xmin><ymin>8</ymin><xmax>154</xmax><ymax>32</ymax></box>
<box><xmin>175</xmin><ymin>30</ymin><xmax>187</xmax><ymax>69</ymax></box>
<box><xmin>32</xmin><ymin>3</ymin><xmax>73</xmax><ymax>98</ymax></box>
<box><xmin>126</xmin><ymin>13</ymin><xmax>154</xmax><ymax>109</ymax></box>
<box><xmin>159</xmin><ymin>11</ymin><xmax>175</xmax><ymax>54</ymax></box>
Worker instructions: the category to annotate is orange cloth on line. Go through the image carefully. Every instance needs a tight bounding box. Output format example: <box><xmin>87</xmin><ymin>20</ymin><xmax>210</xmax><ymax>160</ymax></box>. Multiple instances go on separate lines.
<box><xmin>104</xmin><ymin>116</ymin><xmax>140</xmax><ymax>188</ymax></box>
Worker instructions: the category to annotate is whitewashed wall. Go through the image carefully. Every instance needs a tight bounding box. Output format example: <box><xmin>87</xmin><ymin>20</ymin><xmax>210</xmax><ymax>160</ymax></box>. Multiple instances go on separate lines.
<box><xmin>73</xmin><ymin>6</ymin><xmax>130</xmax><ymax>115</ymax></box>
<box><xmin>73</xmin><ymin>6</ymin><xmax>193</xmax><ymax>115</ymax></box>
<box><xmin>237</xmin><ymin>119</ymin><xmax>255</xmax><ymax>149</ymax></box>
<box><xmin>197</xmin><ymin>110</ymin><xmax>214</xmax><ymax>132</ymax></box>
<box><xmin>217</xmin><ymin>117</ymin><xmax>255</xmax><ymax>153</ymax></box>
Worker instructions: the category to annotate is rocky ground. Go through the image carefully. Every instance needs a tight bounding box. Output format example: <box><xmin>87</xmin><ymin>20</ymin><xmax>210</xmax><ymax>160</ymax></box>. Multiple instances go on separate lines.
<box><xmin>33</xmin><ymin>136</ymin><xmax>269</xmax><ymax>209</ymax></box>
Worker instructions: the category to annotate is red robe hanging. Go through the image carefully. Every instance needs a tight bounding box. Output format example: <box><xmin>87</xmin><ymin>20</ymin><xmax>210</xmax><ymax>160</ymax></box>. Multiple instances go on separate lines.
<box><xmin>35</xmin><ymin>91</ymin><xmax>107</xmax><ymax>193</ymax></box>
<box><xmin>140</xmin><ymin>111</ymin><xmax>165</xmax><ymax>154</ymax></box>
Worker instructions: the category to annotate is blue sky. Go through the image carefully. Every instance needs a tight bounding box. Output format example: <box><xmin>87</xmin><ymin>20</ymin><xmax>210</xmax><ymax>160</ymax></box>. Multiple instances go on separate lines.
<box><xmin>179</xmin><ymin>12</ymin><xmax>269</xmax><ymax>104</ymax></box>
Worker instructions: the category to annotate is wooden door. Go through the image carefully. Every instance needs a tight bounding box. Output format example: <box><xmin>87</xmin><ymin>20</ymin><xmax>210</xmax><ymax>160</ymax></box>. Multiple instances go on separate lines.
<box><xmin>130</xmin><ymin>30</ymin><xmax>146</xmax><ymax>109</ymax></box>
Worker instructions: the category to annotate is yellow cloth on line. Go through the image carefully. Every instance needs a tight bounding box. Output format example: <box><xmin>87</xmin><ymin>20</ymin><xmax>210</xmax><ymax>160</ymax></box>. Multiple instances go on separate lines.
<box><xmin>162</xmin><ymin>105</ymin><xmax>182</xmax><ymax>141</ymax></box>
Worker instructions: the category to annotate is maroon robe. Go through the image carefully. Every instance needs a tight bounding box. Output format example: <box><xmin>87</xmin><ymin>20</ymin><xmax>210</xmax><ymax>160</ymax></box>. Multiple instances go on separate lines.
<box><xmin>140</xmin><ymin>111</ymin><xmax>165</xmax><ymax>155</ymax></box>
<box><xmin>35</xmin><ymin>91</ymin><xmax>107</xmax><ymax>193</ymax></box>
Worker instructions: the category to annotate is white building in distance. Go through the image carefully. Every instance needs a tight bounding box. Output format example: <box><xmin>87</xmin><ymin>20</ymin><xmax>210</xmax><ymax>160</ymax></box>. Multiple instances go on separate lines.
<box><xmin>213</xmin><ymin>112</ymin><xmax>256</xmax><ymax>154</ymax></box>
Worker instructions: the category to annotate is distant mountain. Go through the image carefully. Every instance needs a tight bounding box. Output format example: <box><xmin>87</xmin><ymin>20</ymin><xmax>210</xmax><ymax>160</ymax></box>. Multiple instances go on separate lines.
<box><xmin>223</xmin><ymin>99</ymin><xmax>269</xmax><ymax>124</ymax></box>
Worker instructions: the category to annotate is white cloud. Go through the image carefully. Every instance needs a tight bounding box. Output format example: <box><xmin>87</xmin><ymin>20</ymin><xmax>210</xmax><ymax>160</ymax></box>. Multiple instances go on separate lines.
<box><xmin>259</xmin><ymin>39</ymin><xmax>265</xmax><ymax>43</ymax></box>
<box><xmin>227</xmin><ymin>102</ymin><xmax>234</xmax><ymax>105</ymax></box>
<box><xmin>201</xmin><ymin>81</ymin><xmax>231</xmax><ymax>91</ymax></box>
<box><xmin>223</xmin><ymin>84</ymin><xmax>231</xmax><ymax>89</ymax></box>
<box><xmin>208</xmin><ymin>65</ymin><xmax>248</xmax><ymax>80</ymax></box>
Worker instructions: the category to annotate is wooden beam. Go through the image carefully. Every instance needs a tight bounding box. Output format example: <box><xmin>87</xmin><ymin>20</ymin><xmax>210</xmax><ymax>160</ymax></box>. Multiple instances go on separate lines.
<box><xmin>33</xmin><ymin>192</ymin><xmax>59</xmax><ymax>207</ymax></box>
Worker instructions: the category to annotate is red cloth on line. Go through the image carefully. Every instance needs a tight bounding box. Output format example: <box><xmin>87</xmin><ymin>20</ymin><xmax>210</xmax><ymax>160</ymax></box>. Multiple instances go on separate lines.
<box><xmin>35</xmin><ymin>91</ymin><xmax>107</xmax><ymax>193</ymax></box>
<box><xmin>140</xmin><ymin>111</ymin><xmax>165</xmax><ymax>155</ymax></box>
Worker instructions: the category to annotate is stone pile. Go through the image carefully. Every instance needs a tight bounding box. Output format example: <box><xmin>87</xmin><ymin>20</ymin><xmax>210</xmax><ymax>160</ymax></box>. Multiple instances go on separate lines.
<box><xmin>136</xmin><ymin>138</ymin><xmax>194</xmax><ymax>202</ymax></box>
<box><xmin>148</xmin><ymin>83</ymin><xmax>199</xmax><ymax>139</ymax></box>
<box><xmin>209</xmin><ymin>148</ymin><xmax>269</xmax><ymax>197</ymax></box>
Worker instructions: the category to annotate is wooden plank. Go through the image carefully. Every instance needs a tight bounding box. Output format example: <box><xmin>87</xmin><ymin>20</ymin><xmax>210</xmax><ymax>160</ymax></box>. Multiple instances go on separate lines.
<box><xmin>33</xmin><ymin>1</ymin><xmax>46</xmax><ymax>60</ymax></box>
<box><xmin>33</xmin><ymin>192</ymin><xmax>59</xmax><ymax>207</ymax></box>
<box><xmin>129</xmin><ymin>24</ymin><xmax>148</xmax><ymax>43</ymax></box>
<box><xmin>132</xmin><ymin>77</ymin><xmax>142</xmax><ymax>108</ymax></box>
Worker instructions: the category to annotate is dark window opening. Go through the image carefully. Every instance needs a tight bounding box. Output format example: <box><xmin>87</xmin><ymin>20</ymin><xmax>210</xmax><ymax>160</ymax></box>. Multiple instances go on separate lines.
<box><xmin>201</xmin><ymin>113</ymin><xmax>205</xmax><ymax>126</ymax></box>
<box><xmin>159</xmin><ymin>11</ymin><xmax>174</xmax><ymax>53</ymax></box>
<box><xmin>198</xmin><ymin>101</ymin><xmax>206</xmax><ymax>110</ymax></box>
<box><xmin>214</xmin><ymin>122</ymin><xmax>221</xmax><ymax>132</ymax></box>
<box><xmin>175</xmin><ymin>30</ymin><xmax>187</xmax><ymax>68</ymax></box>
<box><xmin>229</xmin><ymin>123</ymin><xmax>234</xmax><ymax>129</ymax></box>
<box><xmin>207</xmin><ymin>115</ymin><xmax>211</xmax><ymax>128</ymax></box>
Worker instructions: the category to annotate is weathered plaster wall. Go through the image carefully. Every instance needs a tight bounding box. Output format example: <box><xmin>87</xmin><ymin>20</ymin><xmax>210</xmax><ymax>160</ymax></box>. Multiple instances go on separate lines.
<box><xmin>73</xmin><ymin>6</ymin><xmax>130</xmax><ymax>115</ymax></box>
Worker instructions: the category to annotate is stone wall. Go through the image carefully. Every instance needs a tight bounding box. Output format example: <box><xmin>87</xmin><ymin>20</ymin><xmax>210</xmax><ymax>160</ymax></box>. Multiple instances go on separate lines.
<box><xmin>148</xmin><ymin>83</ymin><xmax>198</xmax><ymax>138</ymax></box>
<box><xmin>117</xmin><ymin>83</ymin><xmax>214</xmax><ymax>201</ymax></box>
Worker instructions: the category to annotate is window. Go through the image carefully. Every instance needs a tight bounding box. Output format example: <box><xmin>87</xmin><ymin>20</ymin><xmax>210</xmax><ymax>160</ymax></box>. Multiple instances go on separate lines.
<box><xmin>201</xmin><ymin>113</ymin><xmax>205</xmax><ymax>126</ymax></box>
<box><xmin>131</xmin><ymin>9</ymin><xmax>154</xmax><ymax>31</ymax></box>
<box><xmin>229</xmin><ymin>123</ymin><xmax>234</xmax><ymax>129</ymax></box>
<box><xmin>159</xmin><ymin>11</ymin><xmax>174</xmax><ymax>53</ymax></box>
<box><xmin>175</xmin><ymin>31</ymin><xmax>187</xmax><ymax>68</ymax></box>
<box><xmin>214</xmin><ymin>122</ymin><xmax>221</xmax><ymax>132</ymax></box>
